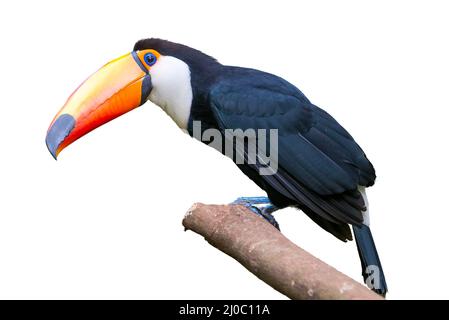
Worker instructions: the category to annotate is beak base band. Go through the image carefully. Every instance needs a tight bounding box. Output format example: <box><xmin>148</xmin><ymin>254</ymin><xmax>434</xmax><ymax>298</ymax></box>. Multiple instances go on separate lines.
<box><xmin>140</xmin><ymin>75</ymin><xmax>152</xmax><ymax>105</ymax></box>
<box><xmin>132</xmin><ymin>51</ymin><xmax>149</xmax><ymax>74</ymax></box>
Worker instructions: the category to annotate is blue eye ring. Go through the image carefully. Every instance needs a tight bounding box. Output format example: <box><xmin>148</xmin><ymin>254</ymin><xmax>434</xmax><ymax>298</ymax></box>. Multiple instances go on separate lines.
<box><xmin>144</xmin><ymin>52</ymin><xmax>157</xmax><ymax>66</ymax></box>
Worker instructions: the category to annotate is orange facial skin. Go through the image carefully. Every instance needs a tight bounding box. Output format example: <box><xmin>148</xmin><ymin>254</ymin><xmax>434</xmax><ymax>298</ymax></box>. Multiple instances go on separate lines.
<box><xmin>46</xmin><ymin>50</ymin><xmax>160</xmax><ymax>158</ymax></box>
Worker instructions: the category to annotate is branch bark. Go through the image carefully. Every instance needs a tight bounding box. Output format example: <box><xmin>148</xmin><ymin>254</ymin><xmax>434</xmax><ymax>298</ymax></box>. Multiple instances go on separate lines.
<box><xmin>183</xmin><ymin>203</ymin><xmax>383</xmax><ymax>300</ymax></box>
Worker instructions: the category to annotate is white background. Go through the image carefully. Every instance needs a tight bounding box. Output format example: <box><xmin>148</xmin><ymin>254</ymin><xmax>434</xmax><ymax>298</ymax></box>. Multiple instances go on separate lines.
<box><xmin>0</xmin><ymin>0</ymin><xmax>448</xmax><ymax>299</ymax></box>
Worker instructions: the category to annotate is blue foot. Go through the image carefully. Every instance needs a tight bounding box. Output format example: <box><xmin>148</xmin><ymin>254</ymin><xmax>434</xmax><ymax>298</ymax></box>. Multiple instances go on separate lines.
<box><xmin>232</xmin><ymin>197</ymin><xmax>280</xmax><ymax>230</ymax></box>
<box><xmin>232</xmin><ymin>196</ymin><xmax>272</xmax><ymax>205</ymax></box>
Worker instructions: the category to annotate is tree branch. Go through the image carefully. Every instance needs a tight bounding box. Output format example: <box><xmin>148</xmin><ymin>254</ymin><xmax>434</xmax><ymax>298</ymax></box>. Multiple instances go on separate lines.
<box><xmin>182</xmin><ymin>203</ymin><xmax>383</xmax><ymax>300</ymax></box>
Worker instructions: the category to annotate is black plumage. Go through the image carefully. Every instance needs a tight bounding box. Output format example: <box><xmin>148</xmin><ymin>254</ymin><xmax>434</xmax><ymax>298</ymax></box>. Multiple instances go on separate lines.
<box><xmin>135</xmin><ymin>38</ymin><xmax>376</xmax><ymax>241</ymax></box>
<box><xmin>209</xmin><ymin>71</ymin><xmax>376</xmax><ymax>228</ymax></box>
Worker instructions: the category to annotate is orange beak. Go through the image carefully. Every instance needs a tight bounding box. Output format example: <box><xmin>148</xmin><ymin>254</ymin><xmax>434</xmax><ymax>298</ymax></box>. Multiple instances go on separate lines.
<box><xmin>46</xmin><ymin>50</ymin><xmax>156</xmax><ymax>159</ymax></box>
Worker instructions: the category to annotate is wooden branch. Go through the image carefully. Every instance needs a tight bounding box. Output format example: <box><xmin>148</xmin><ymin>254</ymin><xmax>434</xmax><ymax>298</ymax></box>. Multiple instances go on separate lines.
<box><xmin>183</xmin><ymin>203</ymin><xmax>383</xmax><ymax>300</ymax></box>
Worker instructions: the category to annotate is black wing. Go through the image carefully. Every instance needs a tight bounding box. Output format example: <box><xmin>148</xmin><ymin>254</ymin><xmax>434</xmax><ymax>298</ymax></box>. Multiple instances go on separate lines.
<box><xmin>208</xmin><ymin>68</ymin><xmax>375</xmax><ymax>236</ymax></box>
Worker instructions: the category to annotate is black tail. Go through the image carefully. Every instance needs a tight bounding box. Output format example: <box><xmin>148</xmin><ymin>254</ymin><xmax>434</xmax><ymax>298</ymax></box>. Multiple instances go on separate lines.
<box><xmin>353</xmin><ymin>225</ymin><xmax>388</xmax><ymax>296</ymax></box>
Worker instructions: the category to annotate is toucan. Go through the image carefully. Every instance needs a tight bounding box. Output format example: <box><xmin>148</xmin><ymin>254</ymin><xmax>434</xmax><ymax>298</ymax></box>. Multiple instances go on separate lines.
<box><xmin>46</xmin><ymin>38</ymin><xmax>387</xmax><ymax>295</ymax></box>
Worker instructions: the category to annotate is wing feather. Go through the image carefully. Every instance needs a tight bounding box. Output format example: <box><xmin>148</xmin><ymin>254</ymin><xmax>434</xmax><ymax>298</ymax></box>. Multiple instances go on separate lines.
<box><xmin>208</xmin><ymin>69</ymin><xmax>375</xmax><ymax>226</ymax></box>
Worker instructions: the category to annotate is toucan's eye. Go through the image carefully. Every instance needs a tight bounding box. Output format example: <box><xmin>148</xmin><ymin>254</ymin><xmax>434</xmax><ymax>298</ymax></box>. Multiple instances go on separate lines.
<box><xmin>144</xmin><ymin>53</ymin><xmax>157</xmax><ymax>66</ymax></box>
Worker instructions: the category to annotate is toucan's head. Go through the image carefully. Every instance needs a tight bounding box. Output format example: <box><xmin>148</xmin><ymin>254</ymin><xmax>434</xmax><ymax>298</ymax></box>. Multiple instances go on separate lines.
<box><xmin>46</xmin><ymin>38</ymin><xmax>219</xmax><ymax>159</ymax></box>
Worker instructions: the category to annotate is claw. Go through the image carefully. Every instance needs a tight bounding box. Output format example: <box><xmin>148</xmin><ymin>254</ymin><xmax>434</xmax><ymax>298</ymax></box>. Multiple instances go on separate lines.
<box><xmin>231</xmin><ymin>196</ymin><xmax>280</xmax><ymax>230</ymax></box>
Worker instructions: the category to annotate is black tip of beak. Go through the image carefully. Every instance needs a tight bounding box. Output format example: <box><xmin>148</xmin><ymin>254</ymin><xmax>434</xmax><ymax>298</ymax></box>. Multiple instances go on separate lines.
<box><xmin>45</xmin><ymin>114</ymin><xmax>75</xmax><ymax>160</ymax></box>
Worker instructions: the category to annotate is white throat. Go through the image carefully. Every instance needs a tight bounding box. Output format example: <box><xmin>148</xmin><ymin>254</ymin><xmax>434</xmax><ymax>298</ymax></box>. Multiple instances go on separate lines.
<box><xmin>148</xmin><ymin>55</ymin><xmax>193</xmax><ymax>130</ymax></box>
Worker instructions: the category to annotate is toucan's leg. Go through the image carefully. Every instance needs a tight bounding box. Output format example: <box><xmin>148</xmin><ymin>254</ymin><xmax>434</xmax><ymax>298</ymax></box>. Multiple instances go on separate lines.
<box><xmin>232</xmin><ymin>196</ymin><xmax>280</xmax><ymax>230</ymax></box>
